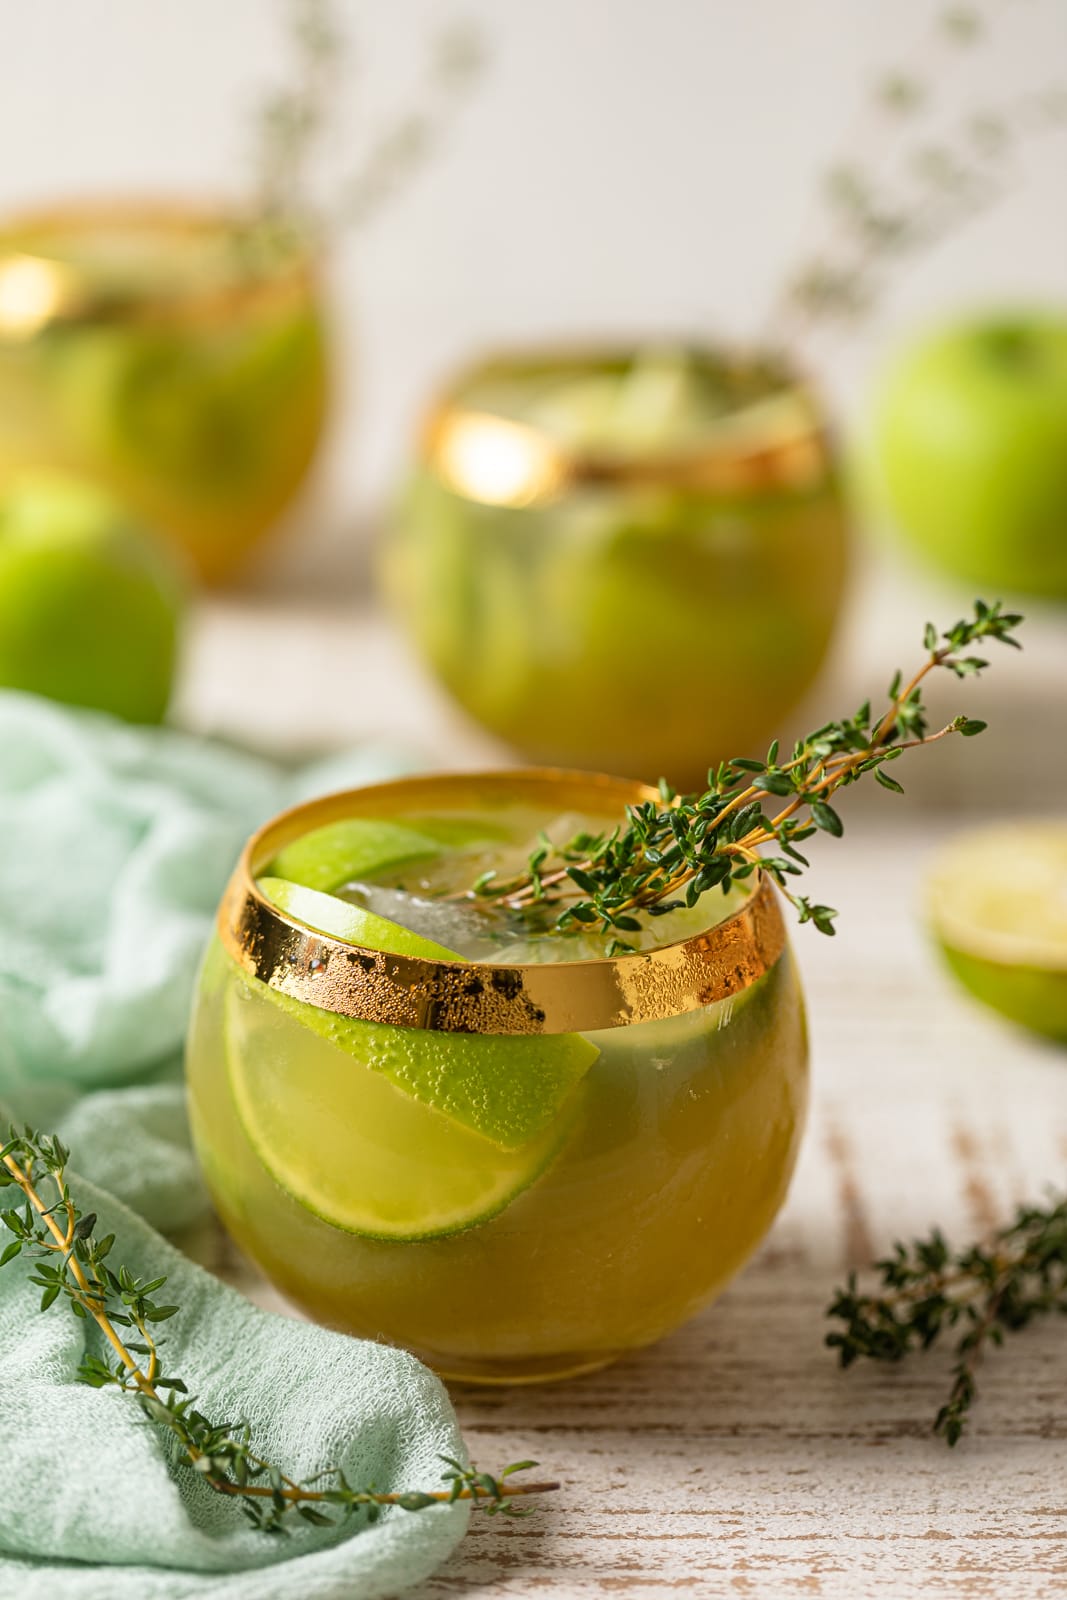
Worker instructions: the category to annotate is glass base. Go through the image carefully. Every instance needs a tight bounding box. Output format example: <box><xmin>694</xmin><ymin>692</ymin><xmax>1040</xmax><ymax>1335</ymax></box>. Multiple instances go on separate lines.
<box><xmin>422</xmin><ymin>1349</ymin><xmax>620</xmax><ymax>1386</ymax></box>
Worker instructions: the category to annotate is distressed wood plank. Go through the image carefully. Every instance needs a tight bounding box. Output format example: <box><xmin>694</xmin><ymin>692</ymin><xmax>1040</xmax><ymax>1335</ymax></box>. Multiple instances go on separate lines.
<box><xmin>205</xmin><ymin>754</ymin><xmax>1067</xmax><ymax>1595</ymax></box>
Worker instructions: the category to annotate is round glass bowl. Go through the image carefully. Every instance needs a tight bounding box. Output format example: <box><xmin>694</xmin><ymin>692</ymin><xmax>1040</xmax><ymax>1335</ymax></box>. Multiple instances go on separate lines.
<box><xmin>186</xmin><ymin>769</ymin><xmax>810</xmax><ymax>1384</ymax></box>
<box><xmin>0</xmin><ymin>203</ymin><xmax>329</xmax><ymax>583</ymax></box>
<box><xmin>386</xmin><ymin>347</ymin><xmax>849</xmax><ymax>787</ymax></box>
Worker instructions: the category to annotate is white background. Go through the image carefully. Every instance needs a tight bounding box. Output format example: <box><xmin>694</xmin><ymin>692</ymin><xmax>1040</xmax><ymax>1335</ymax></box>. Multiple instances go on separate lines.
<box><xmin>1</xmin><ymin>1</ymin><xmax>1064</xmax><ymax>762</ymax></box>
<box><xmin>3</xmin><ymin>0</ymin><xmax>1065</xmax><ymax>526</ymax></box>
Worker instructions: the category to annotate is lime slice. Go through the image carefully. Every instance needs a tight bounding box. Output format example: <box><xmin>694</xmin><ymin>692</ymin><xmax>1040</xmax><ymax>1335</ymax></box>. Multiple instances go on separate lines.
<box><xmin>266</xmin><ymin>813</ymin><xmax>512</xmax><ymax>894</ymax></box>
<box><xmin>261</xmin><ymin>872</ymin><xmax>454</xmax><ymax>956</ymax></box>
<box><xmin>267</xmin><ymin>818</ymin><xmax>444</xmax><ymax>894</ymax></box>
<box><xmin>225</xmin><ymin>974</ymin><xmax>574</xmax><ymax>1240</ymax></box>
<box><xmin>56</xmin><ymin>314</ymin><xmax>320</xmax><ymax>500</ymax></box>
<box><xmin>928</xmin><ymin>822</ymin><xmax>1067</xmax><ymax>1041</ymax></box>
<box><xmin>258</xmin><ymin>877</ymin><xmax>598</xmax><ymax>1147</ymax></box>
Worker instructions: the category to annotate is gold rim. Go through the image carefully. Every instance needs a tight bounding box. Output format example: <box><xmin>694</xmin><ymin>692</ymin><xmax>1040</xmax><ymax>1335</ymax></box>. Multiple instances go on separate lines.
<box><xmin>0</xmin><ymin>200</ymin><xmax>319</xmax><ymax>340</ymax></box>
<box><xmin>421</xmin><ymin>344</ymin><xmax>836</xmax><ymax>506</ymax></box>
<box><xmin>217</xmin><ymin>770</ymin><xmax>787</xmax><ymax>1035</ymax></box>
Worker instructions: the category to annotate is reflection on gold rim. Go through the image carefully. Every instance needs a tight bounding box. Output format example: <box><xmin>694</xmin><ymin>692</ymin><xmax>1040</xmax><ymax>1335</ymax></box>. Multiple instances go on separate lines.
<box><xmin>0</xmin><ymin>200</ymin><xmax>320</xmax><ymax>339</ymax></box>
<box><xmin>217</xmin><ymin>769</ymin><xmax>788</xmax><ymax>1035</ymax></box>
<box><xmin>422</xmin><ymin>344</ymin><xmax>836</xmax><ymax>506</ymax></box>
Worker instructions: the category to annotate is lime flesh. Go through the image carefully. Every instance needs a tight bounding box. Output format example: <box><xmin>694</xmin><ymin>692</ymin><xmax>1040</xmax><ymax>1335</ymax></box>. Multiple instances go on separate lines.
<box><xmin>225</xmin><ymin>976</ymin><xmax>576</xmax><ymax>1240</ymax></box>
<box><xmin>928</xmin><ymin>822</ymin><xmax>1067</xmax><ymax>1042</ymax></box>
<box><xmin>227</xmin><ymin>875</ymin><xmax>598</xmax><ymax>1238</ymax></box>
<box><xmin>266</xmin><ymin>819</ymin><xmax>444</xmax><ymax>894</ymax></box>
<box><xmin>266</xmin><ymin>814</ymin><xmax>512</xmax><ymax>894</ymax></box>
<box><xmin>257</xmin><ymin>876</ymin><xmax>598</xmax><ymax>1148</ymax></box>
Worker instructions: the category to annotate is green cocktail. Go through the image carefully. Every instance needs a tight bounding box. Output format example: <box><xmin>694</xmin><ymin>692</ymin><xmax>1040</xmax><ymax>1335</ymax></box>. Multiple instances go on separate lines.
<box><xmin>187</xmin><ymin>770</ymin><xmax>808</xmax><ymax>1384</ymax></box>
<box><xmin>0</xmin><ymin>203</ymin><xmax>328</xmax><ymax>583</ymax></box>
<box><xmin>386</xmin><ymin>347</ymin><xmax>849</xmax><ymax>786</ymax></box>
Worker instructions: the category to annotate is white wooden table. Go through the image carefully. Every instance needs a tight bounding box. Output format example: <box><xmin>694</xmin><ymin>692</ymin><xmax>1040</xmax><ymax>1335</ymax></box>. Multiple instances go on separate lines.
<box><xmin>185</xmin><ymin>574</ymin><xmax>1067</xmax><ymax>1598</ymax></box>
<box><xmin>421</xmin><ymin>816</ymin><xmax>1067</xmax><ymax>1599</ymax></box>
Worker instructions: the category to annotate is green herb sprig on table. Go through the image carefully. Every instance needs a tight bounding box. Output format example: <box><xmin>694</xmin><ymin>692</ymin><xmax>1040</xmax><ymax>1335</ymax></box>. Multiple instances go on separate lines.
<box><xmin>827</xmin><ymin>1199</ymin><xmax>1067</xmax><ymax>1445</ymax></box>
<box><xmin>0</xmin><ymin>1129</ymin><xmax>557</xmax><ymax>1532</ymax></box>
<box><xmin>460</xmin><ymin>600</ymin><xmax>1022</xmax><ymax>951</ymax></box>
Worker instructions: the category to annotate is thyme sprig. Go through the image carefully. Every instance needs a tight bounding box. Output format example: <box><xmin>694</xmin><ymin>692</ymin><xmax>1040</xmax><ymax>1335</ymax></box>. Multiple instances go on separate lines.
<box><xmin>253</xmin><ymin>0</ymin><xmax>486</xmax><ymax>238</ymax></box>
<box><xmin>827</xmin><ymin>1199</ymin><xmax>1067</xmax><ymax>1445</ymax></box>
<box><xmin>774</xmin><ymin>3</ymin><xmax>1067</xmax><ymax>336</ymax></box>
<box><xmin>0</xmin><ymin>1128</ymin><xmax>557</xmax><ymax>1532</ymax></box>
<box><xmin>460</xmin><ymin>600</ymin><xmax>1022</xmax><ymax>950</ymax></box>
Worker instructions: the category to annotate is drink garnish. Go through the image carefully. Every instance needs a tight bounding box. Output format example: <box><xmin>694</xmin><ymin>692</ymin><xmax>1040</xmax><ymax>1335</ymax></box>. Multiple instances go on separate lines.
<box><xmin>458</xmin><ymin>601</ymin><xmax>1023</xmax><ymax>952</ymax></box>
<box><xmin>0</xmin><ymin>1127</ymin><xmax>557</xmax><ymax>1528</ymax></box>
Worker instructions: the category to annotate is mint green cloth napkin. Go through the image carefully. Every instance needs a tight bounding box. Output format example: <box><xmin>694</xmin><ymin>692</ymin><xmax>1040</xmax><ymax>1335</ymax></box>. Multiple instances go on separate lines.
<box><xmin>0</xmin><ymin>689</ymin><xmax>408</xmax><ymax>1229</ymax></box>
<box><xmin>0</xmin><ymin>1165</ymin><xmax>469</xmax><ymax>1598</ymax></box>
<box><xmin>0</xmin><ymin>690</ymin><xmax>471</xmax><ymax>1595</ymax></box>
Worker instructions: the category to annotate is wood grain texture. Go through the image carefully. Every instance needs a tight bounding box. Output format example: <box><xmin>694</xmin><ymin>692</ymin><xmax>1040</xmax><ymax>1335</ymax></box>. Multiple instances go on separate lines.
<box><xmin>210</xmin><ymin>815</ymin><xmax>1067</xmax><ymax>1597</ymax></box>
<box><xmin>420</xmin><ymin>820</ymin><xmax>1067</xmax><ymax>1598</ymax></box>
<box><xmin>189</xmin><ymin>575</ymin><xmax>1067</xmax><ymax>1597</ymax></box>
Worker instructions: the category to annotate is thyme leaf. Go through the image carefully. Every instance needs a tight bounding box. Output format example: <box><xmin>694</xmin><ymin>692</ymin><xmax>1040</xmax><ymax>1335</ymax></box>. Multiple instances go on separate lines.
<box><xmin>827</xmin><ymin>1198</ymin><xmax>1067</xmax><ymax>1445</ymax></box>
<box><xmin>253</xmin><ymin>0</ymin><xmax>487</xmax><ymax>237</ymax></box>
<box><xmin>0</xmin><ymin>1127</ymin><xmax>557</xmax><ymax>1531</ymax></box>
<box><xmin>457</xmin><ymin>600</ymin><xmax>1023</xmax><ymax>949</ymax></box>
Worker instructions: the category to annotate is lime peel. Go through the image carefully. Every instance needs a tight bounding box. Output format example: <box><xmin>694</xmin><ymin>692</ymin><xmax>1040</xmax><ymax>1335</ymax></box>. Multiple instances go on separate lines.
<box><xmin>928</xmin><ymin>822</ymin><xmax>1067</xmax><ymax>1042</ymax></box>
<box><xmin>928</xmin><ymin>823</ymin><xmax>1067</xmax><ymax>972</ymax></box>
<box><xmin>257</xmin><ymin>876</ymin><xmax>598</xmax><ymax>1150</ymax></box>
<box><xmin>267</xmin><ymin>818</ymin><xmax>444</xmax><ymax>894</ymax></box>
<box><xmin>225</xmin><ymin>973</ymin><xmax>576</xmax><ymax>1240</ymax></box>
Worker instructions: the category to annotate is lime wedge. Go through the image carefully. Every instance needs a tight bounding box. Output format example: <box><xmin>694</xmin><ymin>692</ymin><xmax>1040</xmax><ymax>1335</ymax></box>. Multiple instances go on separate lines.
<box><xmin>252</xmin><ymin>875</ymin><xmax>598</xmax><ymax>1151</ymax></box>
<box><xmin>225</xmin><ymin>973</ymin><xmax>574</xmax><ymax>1239</ymax></box>
<box><xmin>266</xmin><ymin>813</ymin><xmax>514</xmax><ymax>894</ymax></box>
<box><xmin>928</xmin><ymin>822</ymin><xmax>1067</xmax><ymax>1041</ymax></box>
<box><xmin>267</xmin><ymin>818</ymin><xmax>444</xmax><ymax>894</ymax></box>
<box><xmin>260</xmin><ymin>871</ymin><xmax>454</xmax><ymax>957</ymax></box>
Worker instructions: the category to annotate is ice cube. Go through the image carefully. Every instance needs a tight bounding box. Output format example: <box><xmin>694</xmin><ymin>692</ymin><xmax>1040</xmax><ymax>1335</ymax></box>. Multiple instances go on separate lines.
<box><xmin>336</xmin><ymin>881</ymin><xmax>508</xmax><ymax>961</ymax></box>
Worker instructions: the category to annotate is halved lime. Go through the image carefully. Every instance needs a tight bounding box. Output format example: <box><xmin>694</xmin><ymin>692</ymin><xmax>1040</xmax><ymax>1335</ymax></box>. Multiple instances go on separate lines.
<box><xmin>225</xmin><ymin>877</ymin><xmax>598</xmax><ymax>1238</ymax></box>
<box><xmin>927</xmin><ymin>822</ymin><xmax>1067</xmax><ymax>1042</ymax></box>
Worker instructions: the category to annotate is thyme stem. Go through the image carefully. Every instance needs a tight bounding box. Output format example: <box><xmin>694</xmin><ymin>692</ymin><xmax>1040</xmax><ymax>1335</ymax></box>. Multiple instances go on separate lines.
<box><xmin>0</xmin><ymin>1129</ymin><xmax>557</xmax><ymax>1531</ymax></box>
<box><xmin>827</xmin><ymin>1200</ymin><xmax>1067</xmax><ymax>1445</ymax></box>
<box><xmin>253</xmin><ymin>0</ymin><xmax>486</xmax><ymax>239</ymax></box>
<box><xmin>458</xmin><ymin>601</ymin><xmax>1022</xmax><ymax>948</ymax></box>
<box><xmin>1</xmin><ymin>1149</ymin><xmax>154</xmax><ymax>1392</ymax></box>
<box><xmin>772</xmin><ymin>4</ymin><xmax>1067</xmax><ymax>338</ymax></box>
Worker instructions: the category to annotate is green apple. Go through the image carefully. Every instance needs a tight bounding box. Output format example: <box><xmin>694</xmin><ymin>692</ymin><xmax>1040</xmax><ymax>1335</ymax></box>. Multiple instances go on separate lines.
<box><xmin>0</xmin><ymin>470</ymin><xmax>185</xmax><ymax>722</ymax></box>
<box><xmin>874</xmin><ymin>310</ymin><xmax>1067</xmax><ymax>597</ymax></box>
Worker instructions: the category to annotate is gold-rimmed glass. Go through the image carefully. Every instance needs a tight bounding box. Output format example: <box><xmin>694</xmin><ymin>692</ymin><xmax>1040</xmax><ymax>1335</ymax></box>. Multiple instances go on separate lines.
<box><xmin>0</xmin><ymin>202</ymin><xmax>329</xmax><ymax>583</ymax></box>
<box><xmin>386</xmin><ymin>346</ymin><xmax>849</xmax><ymax>789</ymax></box>
<box><xmin>186</xmin><ymin>770</ymin><xmax>809</xmax><ymax>1384</ymax></box>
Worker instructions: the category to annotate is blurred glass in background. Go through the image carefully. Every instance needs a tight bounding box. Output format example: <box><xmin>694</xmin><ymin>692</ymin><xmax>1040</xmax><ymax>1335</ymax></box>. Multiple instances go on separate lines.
<box><xmin>387</xmin><ymin>345</ymin><xmax>848</xmax><ymax>784</ymax></box>
<box><xmin>0</xmin><ymin>206</ymin><xmax>327</xmax><ymax>585</ymax></box>
<box><xmin>0</xmin><ymin>0</ymin><xmax>1063</xmax><ymax>787</ymax></box>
